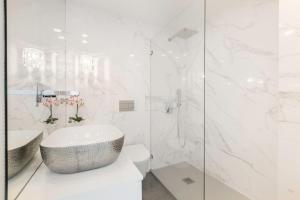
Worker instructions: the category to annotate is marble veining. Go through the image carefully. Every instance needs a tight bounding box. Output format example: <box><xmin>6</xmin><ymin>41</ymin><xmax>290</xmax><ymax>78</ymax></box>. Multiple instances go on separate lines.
<box><xmin>278</xmin><ymin>0</ymin><xmax>300</xmax><ymax>199</ymax></box>
<box><xmin>205</xmin><ymin>0</ymin><xmax>278</xmax><ymax>199</ymax></box>
<box><xmin>151</xmin><ymin>0</ymin><xmax>278</xmax><ymax>200</ymax></box>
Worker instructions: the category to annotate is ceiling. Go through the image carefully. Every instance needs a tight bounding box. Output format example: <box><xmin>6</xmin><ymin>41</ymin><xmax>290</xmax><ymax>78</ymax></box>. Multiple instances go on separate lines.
<box><xmin>75</xmin><ymin>0</ymin><xmax>193</xmax><ymax>26</ymax></box>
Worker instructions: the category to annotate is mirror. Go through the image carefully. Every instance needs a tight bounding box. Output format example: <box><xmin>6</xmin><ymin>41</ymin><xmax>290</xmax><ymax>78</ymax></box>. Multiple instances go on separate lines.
<box><xmin>7</xmin><ymin>0</ymin><xmax>66</xmax><ymax>199</ymax></box>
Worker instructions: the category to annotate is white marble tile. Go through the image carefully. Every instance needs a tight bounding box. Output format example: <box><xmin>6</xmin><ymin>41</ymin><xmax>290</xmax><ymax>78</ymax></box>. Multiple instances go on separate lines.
<box><xmin>151</xmin><ymin>0</ymin><xmax>278</xmax><ymax>198</ymax></box>
<box><xmin>279</xmin><ymin>0</ymin><xmax>300</xmax><ymax>199</ymax></box>
<box><xmin>205</xmin><ymin>0</ymin><xmax>278</xmax><ymax>199</ymax></box>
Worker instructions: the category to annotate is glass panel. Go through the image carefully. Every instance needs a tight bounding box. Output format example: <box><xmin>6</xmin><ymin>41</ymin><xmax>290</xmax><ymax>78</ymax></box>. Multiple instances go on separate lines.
<box><xmin>150</xmin><ymin>0</ymin><xmax>205</xmax><ymax>199</ymax></box>
<box><xmin>205</xmin><ymin>0</ymin><xmax>278</xmax><ymax>200</ymax></box>
<box><xmin>7</xmin><ymin>0</ymin><xmax>66</xmax><ymax>198</ymax></box>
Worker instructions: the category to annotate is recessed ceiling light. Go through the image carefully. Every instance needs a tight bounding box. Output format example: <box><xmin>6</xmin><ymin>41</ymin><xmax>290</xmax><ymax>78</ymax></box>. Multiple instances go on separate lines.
<box><xmin>129</xmin><ymin>54</ymin><xmax>135</xmax><ymax>58</ymax></box>
<box><xmin>58</xmin><ymin>36</ymin><xmax>65</xmax><ymax>40</ymax></box>
<box><xmin>82</xmin><ymin>40</ymin><xmax>88</xmax><ymax>44</ymax></box>
<box><xmin>53</xmin><ymin>28</ymin><xmax>62</xmax><ymax>33</ymax></box>
<box><xmin>82</xmin><ymin>33</ymin><xmax>88</xmax><ymax>38</ymax></box>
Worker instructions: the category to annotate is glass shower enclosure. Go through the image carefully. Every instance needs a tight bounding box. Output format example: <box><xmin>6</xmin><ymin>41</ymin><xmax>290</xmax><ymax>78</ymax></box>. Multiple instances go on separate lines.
<box><xmin>150</xmin><ymin>0</ymin><xmax>205</xmax><ymax>199</ymax></box>
<box><xmin>150</xmin><ymin>0</ymin><xmax>278</xmax><ymax>200</ymax></box>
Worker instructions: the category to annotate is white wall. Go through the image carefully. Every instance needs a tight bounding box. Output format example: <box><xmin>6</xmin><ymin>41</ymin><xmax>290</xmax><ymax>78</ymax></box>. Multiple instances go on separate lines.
<box><xmin>278</xmin><ymin>0</ymin><xmax>300</xmax><ymax>199</ymax></box>
<box><xmin>205</xmin><ymin>0</ymin><xmax>278</xmax><ymax>199</ymax></box>
<box><xmin>0</xmin><ymin>0</ymin><xmax>5</xmax><ymax>199</ymax></box>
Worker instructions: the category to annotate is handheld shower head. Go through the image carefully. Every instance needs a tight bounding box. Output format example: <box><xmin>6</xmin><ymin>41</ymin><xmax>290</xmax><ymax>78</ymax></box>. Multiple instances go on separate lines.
<box><xmin>176</xmin><ymin>89</ymin><xmax>182</xmax><ymax>107</ymax></box>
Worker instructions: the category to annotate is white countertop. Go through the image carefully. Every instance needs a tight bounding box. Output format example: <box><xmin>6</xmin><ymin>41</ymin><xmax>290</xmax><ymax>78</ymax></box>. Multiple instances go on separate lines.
<box><xmin>18</xmin><ymin>152</ymin><xmax>143</xmax><ymax>200</ymax></box>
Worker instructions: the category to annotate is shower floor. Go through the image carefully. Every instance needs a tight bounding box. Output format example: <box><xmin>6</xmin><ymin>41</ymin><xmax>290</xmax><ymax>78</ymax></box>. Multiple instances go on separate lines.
<box><xmin>152</xmin><ymin>162</ymin><xmax>249</xmax><ymax>200</ymax></box>
<box><xmin>143</xmin><ymin>172</ymin><xmax>176</xmax><ymax>200</ymax></box>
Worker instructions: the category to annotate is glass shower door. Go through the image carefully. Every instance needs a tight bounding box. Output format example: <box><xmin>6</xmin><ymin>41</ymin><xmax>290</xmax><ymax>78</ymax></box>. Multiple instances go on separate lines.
<box><xmin>150</xmin><ymin>0</ymin><xmax>206</xmax><ymax>199</ymax></box>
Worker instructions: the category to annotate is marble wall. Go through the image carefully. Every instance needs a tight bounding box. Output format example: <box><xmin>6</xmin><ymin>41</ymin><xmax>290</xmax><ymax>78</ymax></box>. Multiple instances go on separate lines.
<box><xmin>150</xmin><ymin>0</ymin><xmax>205</xmax><ymax>170</ymax></box>
<box><xmin>150</xmin><ymin>1</ymin><xmax>279</xmax><ymax>199</ymax></box>
<box><xmin>205</xmin><ymin>0</ymin><xmax>278</xmax><ymax>200</ymax></box>
<box><xmin>278</xmin><ymin>0</ymin><xmax>300</xmax><ymax>199</ymax></box>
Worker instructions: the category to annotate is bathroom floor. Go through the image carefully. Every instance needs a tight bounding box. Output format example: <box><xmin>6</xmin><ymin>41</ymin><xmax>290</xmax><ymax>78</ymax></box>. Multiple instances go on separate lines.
<box><xmin>142</xmin><ymin>172</ymin><xmax>176</xmax><ymax>200</ymax></box>
<box><xmin>151</xmin><ymin>162</ymin><xmax>250</xmax><ymax>200</ymax></box>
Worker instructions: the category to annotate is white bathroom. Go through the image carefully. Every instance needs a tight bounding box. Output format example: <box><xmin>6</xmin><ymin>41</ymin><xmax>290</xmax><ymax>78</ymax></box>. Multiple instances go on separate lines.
<box><xmin>1</xmin><ymin>0</ymin><xmax>300</xmax><ymax>200</ymax></box>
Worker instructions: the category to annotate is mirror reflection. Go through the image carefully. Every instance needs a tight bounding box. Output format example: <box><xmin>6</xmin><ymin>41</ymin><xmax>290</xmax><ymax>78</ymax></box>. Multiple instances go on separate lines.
<box><xmin>7</xmin><ymin>0</ymin><xmax>67</xmax><ymax>199</ymax></box>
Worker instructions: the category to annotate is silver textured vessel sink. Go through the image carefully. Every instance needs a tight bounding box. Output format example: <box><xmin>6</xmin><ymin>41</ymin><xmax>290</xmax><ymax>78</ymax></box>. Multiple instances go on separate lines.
<box><xmin>8</xmin><ymin>130</ymin><xmax>43</xmax><ymax>179</ymax></box>
<box><xmin>40</xmin><ymin>125</ymin><xmax>125</xmax><ymax>174</ymax></box>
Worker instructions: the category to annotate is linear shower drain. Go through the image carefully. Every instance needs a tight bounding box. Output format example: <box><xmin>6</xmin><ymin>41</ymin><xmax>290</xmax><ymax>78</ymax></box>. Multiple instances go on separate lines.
<box><xmin>182</xmin><ymin>177</ymin><xmax>195</xmax><ymax>184</ymax></box>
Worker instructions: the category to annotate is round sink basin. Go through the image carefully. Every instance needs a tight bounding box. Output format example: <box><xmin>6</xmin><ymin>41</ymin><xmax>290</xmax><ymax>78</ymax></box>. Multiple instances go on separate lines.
<box><xmin>40</xmin><ymin>125</ymin><xmax>124</xmax><ymax>174</ymax></box>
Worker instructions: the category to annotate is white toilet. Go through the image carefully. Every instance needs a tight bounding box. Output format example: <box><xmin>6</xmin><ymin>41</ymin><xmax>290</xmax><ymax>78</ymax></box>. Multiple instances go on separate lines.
<box><xmin>123</xmin><ymin>144</ymin><xmax>150</xmax><ymax>178</ymax></box>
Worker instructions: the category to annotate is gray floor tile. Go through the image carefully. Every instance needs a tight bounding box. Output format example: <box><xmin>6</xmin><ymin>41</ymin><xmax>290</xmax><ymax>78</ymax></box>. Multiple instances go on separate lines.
<box><xmin>143</xmin><ymin>172</ymin><xmax>177</xmax><ymax>200</ymax></box>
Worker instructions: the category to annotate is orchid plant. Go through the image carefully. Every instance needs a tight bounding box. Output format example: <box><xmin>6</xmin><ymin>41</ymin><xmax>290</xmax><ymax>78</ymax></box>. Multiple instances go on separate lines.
<box><xmin>68</xmin><ymin>96</ymin><xmax>85</xmax><ymax>123</ymax></box>
<box><xmin>42</xmin><ymin>97</ymin><xmax>60</xmax><ymax>124</ymax></box>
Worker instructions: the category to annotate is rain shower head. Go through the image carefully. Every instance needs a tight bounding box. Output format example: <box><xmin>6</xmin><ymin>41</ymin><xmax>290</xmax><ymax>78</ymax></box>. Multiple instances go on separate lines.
<box><xmin>168</xmin><ymin>28</ymin><xmax>198</xmax><ymax>42</ymax></box>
